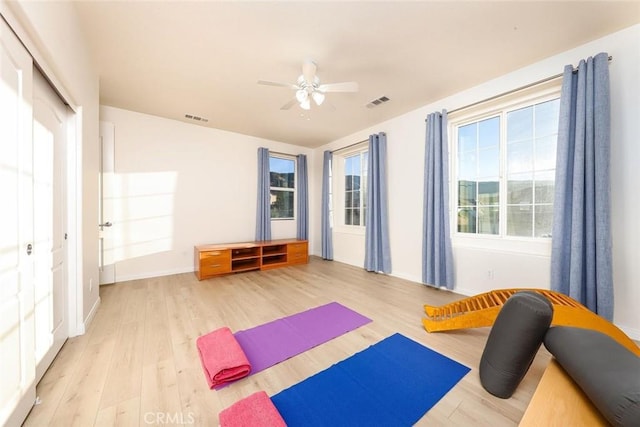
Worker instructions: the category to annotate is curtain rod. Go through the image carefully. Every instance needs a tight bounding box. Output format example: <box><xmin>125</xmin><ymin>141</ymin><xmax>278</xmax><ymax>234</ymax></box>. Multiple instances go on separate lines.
<box><xmin>331</xmin><ymin>139</ymin><xmax>369</xmax><ymax>154</ymax></box>
<box><xmin>269</xmin><ymin>150</ymin><xmax>296</xmax><ymax>157</ymax></box>
<box><xmin>447</xmin><ymin>55</ymin><xmax>613</xmax><ymax>116</ymax></box>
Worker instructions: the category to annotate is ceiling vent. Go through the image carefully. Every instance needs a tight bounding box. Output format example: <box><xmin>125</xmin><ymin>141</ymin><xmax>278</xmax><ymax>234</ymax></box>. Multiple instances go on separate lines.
<box><xmin>184</xmin><ymin>114</ymin><xmax>209</xmax><ymax>123</ymax></box>
<box><xmin>365</xmin><ymin>96</ymin><xmax>390</xmax><ymax>109</ymax></box>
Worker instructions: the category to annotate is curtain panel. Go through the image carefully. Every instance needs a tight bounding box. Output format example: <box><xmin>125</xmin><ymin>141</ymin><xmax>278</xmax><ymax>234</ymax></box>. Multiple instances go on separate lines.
<box><xmin>550</xmin><ymin>52</ymin><xmax>613</xmax><ymax>320</ymax></box>
<box><xmin>255</xmin><ymin>147</ymin><xmax>272</xmax><ymax>241</ymax></box>
<box><xmin>423</xmin><ymin>111</ymin><xmax>454</xmax><ymax>289</ymax></box>
<box><xmin>296</xmin><ymin>154</ymin><xmax>309</xmax><ymax>240</ymax></box>
<box><xmin>321</xmin><ymin>151</ymin><xmax>333</xmax><ymax>260</ymax></box>
<box><xmin>364</xmin><ymin>133</ymin><xmax>391</xmax><ymax>273</ymax></box>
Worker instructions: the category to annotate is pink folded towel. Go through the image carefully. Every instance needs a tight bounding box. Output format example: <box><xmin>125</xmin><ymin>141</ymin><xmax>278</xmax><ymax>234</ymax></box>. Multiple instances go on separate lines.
<box><xmin>219</xmin><ymin>391</ymin><xmax>287</xmax><ymax>427</ymax></box>
<box><xmin>196</xmin><ymin>327</ymin><xmax>251</xmax><ymax>389</ymax></box>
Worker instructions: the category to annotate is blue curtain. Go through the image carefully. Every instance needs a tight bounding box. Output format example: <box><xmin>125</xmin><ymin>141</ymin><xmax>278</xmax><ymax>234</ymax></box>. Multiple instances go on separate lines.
<box><xmin>321</xmin><ymin>151</ymin><xmax>333</xmax><ymax>260</ymax></box>
<box><xmin>423</xmin><ymin>111</ymin><xmax>454</xmax><ymax>289</ymax></box>
<box><xmin>364</xmin><ymin>133</ymin><xmax>391</xmax><ymax>273</ymax></box>
<box><xmin>296</xmin><ymin>154</ymin><xmax>308</xmax><ymax>240</ymax></box>
<box><xmin>550</xmin><ymin>52</ymin><xmax>612</xmax><ymax>320</ymax></box>
<box><xmin>255</xmin><ymin>147</ymin><xmax>272</xmax><ymax>241</ymax></box>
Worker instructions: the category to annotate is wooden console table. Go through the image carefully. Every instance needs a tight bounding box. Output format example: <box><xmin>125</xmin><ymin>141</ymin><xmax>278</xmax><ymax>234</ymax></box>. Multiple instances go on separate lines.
<box><xmin>194</xmin><ymin>239</ymin><xmax>308</xmax><ymax>280</ymax></box>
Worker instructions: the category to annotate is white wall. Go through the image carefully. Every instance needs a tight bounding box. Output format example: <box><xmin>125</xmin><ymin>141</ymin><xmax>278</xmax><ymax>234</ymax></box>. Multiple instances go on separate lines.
<box><xmin>100</xmin><ymin>106</ymin><xmax>313</xmax><ymax>282</ymax></box>
<box><xmin>311</xmin><ymin>24</ymin><xmax>640</xmax><ymax>339</ymax></box>
<box><xmin>1</xmin><ymin>1</ymin><xmax>100</xmax><ymax>334</ymax></box>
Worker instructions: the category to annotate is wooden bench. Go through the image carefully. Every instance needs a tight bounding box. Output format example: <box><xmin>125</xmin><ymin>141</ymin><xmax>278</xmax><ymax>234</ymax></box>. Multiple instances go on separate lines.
<box><xmin>519</xmin><ymin>359</ymin><xmax>608</xmax><ymax>426</ymax></box>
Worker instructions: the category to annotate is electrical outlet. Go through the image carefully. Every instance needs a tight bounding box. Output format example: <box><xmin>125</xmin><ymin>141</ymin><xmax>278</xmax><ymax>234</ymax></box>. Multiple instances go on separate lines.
<box><xmin>487</xmin><ymin>269</ymin><xmax>494</xmax><ymax>280</ymax></box>
<box><xmin>89</xmin><ymin>278</ymin><xmax>93</xmax><ymax>291</ymax></box>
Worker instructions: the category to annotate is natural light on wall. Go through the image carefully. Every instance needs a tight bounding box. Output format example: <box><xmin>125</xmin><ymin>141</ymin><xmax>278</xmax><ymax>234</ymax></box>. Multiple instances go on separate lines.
<box><xmin>102</xmin><ymin>172</ymin><xmax>177</xmax><ymax>264</ymax></box>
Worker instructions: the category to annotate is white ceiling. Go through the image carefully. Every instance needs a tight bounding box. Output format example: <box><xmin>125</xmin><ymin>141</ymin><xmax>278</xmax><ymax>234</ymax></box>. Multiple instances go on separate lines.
<box><xmin>74</xmin><ymin>1</ymin><xmax>640</xmax><ymax>148</ymax></box>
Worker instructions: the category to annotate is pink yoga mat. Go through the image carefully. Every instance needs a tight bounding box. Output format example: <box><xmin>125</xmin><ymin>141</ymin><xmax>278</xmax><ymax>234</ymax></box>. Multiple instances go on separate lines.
<box><xmin>233</xmin><ymin>302</ymin><xmax>371</xmax><ymax>375</ymax></box>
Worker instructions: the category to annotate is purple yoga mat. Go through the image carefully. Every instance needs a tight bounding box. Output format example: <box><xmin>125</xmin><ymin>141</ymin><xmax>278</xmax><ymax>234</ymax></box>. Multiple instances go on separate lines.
<box><xmin>233</xmin><ymin>302</ymin><xmax>371</xmax><ymax>374</ymax></box>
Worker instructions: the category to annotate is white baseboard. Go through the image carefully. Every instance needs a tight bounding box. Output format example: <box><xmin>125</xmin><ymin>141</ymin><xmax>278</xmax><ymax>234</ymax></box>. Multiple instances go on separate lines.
<box><xmin>115</xmin><ymin>266</ymin><xmax>194</xmax><ymax>283</ymax></box>
<box><xmin>80</xmin><ymin>296</ymin><xmax>100</xmax><ymax>335</ymax></box>
<box><xmin>390</xmin><ymin>271</ymin><xmax>422</xmax><ymax>286</ymax></box>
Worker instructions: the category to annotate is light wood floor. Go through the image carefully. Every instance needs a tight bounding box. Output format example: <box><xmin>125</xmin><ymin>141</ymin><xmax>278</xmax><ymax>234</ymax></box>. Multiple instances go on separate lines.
<box><xmin>23</xmin><ymin>257</ymin><xmax>551</xmax><ymax>426</ymax></box>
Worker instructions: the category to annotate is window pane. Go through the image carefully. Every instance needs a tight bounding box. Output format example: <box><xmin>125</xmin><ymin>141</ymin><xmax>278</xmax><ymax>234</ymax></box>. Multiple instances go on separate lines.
<box><xmin>457</xmin><ymin>207</ymin><xmax>477</xmax><ymax>233</ymax></box>
<box><xmin>363</xmin><ymin>184</ymin><xmax>367</xmax><ymax>209</ymax></box>
<box><xmin>507</xmin><ymin>173</ymin><xmax>533</xmax><ymax>204</ymax></box>
<box><xmin>345</xmin><ymin>208</ymin><xmax>352</xmax><ymax>225</ymax></box>
<box><xmin>478</xmin><ymin>147</ymin><xmax>499</xmax><ymax>178</ymax></box>
<box><xmin>478</xmin><ymin>116</ymin><xmax>500</xmax><ymax>149</ymax></box>
<box><xmin>507</xmin><ymin>205</ymin><xmax>533</xmax><ymax>236</ymax></box>
<box><xmin>458</xmin><ymin>151</ymin><xmax>477</xmax><ymax>181</ymax></box>
<box><xmin>535</xmin><ymin>205</ymin><xmax>553</xmax><ymax>238</ymax></box>
<box><xmin>458</xmin><ymin>123</ymin><xmax>477</xmax><ymax>153</ymax></box>
<box><xmin>458</xmin><ymin>180</ymin><xmax>477</xmax><ymax>206</ymax></box>
<box><xmin>343</xmin><ymin>151</ymin><xmax>367</xmax><ymax>227</ymax></box>
<box><xmin>353</xmin><ymin>174</ymin><xmax>361</xmax><ymax>191</ymax></box>
<box><xmin>345</xmin><ymin>156</ymin><xmax>354</xmax><ymax>175</ymax></box>
<box><xmin>535</xmin><ymin>171</ymin><xmax>555</xmax><ymax>204</ymax></box>
<box><xmin>507</xmin><ymin>106</ymin><xmax>533</xmax><ymax>142</ymax></box>
<box><xmin>507</xmin><ymin>140</ymin><xmax>533</xmax><ymax>174</ymax></box>
<box><xmin>535</xmin><ymin>135</ymin><xmax>557</xmax><ymax>171</ymax></box>
<box><xmin>353</xmin><ymin>208</ymin><xmax>360</xmax><ymax>226</ymax></box>
<box><xmin>270</xmin><ymin>190</ymin><xmax>294</xmax><ymax>218</ymax></box>
<box><xmin>345</xmin><ymin>154</ymin><xmax>361</xmax><ymax>184</ymax></box>
<box><xmin>478</xmin><ymin>180</ymin><xmax>499</xmax><ymax>205</ymax></box>
<box><xmin>478</xmin><ymin>206</ymin><xmax>499</xmax><ymax>235</ymax></box>
<box><xmin>269</xmin><ymin>157</ymin><xmax>295</xmax><ymax>188</ymax></box>
<box><xmin>535</xmin><ymin>99</ymin><xmax>560</xmax><ymax>137</ymax></box>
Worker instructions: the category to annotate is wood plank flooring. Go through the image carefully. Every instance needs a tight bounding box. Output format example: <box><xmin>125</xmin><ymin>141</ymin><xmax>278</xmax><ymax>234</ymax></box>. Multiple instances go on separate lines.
<box><xmin>23</xmin><ymin>257</ymin><xmax>551</xmax><ymax>426</ymax></box>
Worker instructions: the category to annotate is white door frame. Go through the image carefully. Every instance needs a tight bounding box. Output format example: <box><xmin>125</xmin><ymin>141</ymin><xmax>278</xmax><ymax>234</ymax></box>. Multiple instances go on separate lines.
<box><xmin>99</xmin><ymin>121</ymin><xmax>116</xmax><ymax>285</ymax></box>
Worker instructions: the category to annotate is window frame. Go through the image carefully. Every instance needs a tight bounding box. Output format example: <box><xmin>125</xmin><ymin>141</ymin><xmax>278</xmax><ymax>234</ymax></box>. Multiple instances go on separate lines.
<box><xmin>449</xmin><ymin>81</ymin><xmax>562</xmax><ymax>255</ymax></box>
<box><xmin>269</xmin><ymin>154</ymin><xmax>296</xmax><ymax>221</ymax></box>
<box><xmin>333</xmin><ymin>142</ymin><xmax>368</xmax><ymax>233</ymax></box>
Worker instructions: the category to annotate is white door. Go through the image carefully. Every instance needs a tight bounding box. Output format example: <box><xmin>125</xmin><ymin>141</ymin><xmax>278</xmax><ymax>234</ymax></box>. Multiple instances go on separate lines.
<box><xmin>32</xmin><ymin>68</ymin><xmax>69</xmax><ymax>382</ymax></box>
<box><xmin>99</xmin><ymin>121</ymin><xmax>116</xmax><ymax>284</ymax></box>
<box><xmin>0</xmin><ymin>17</ymin><xmax>36</xmax><ymax>427</ymax></box>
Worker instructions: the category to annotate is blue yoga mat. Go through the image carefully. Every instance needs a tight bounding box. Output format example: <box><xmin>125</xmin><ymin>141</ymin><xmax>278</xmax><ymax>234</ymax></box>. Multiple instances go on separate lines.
<box><xmin>271</xmin><ymin>333</ymin><xmax>470</xmax><ymax>426</ymax></box>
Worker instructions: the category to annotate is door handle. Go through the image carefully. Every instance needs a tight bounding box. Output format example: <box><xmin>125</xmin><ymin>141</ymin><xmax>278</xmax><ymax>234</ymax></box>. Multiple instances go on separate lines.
<box><xmin>99</xmin><ymin>222</ymin><xmax>112</xmax><ymax>228</ymax></box>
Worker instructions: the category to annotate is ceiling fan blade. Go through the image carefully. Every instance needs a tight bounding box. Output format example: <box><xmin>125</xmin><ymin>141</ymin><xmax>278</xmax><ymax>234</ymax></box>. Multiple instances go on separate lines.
<box><xmin>280</xmin><ymin>98</ymin><xmax>298</xmax><ymax>110</ymax></box>
<box><xmin>318</xmin><ymin>82</ymin><xmax>359</xmax><ymax>93</ymax></box>
<box><xmin>258</xmin><ymin>80</ymin><xmax>299</xmax><ymax>90</ymax></box>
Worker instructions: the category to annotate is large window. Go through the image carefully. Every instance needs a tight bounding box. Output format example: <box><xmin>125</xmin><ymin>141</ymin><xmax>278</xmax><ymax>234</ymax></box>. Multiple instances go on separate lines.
<box><xmin>269</xmin><ymin>156</ymin><xmax>295</xmax><ymax>219</ymax></box>
<box><xmin>454</xmin><ymin>95</ymin><xmax>560</xmax><ymax>239</ymax></box>
<box><xmin>338</xmin><ymin>147</ymin><xmax>368</xmax><ymax>227</ymax></box>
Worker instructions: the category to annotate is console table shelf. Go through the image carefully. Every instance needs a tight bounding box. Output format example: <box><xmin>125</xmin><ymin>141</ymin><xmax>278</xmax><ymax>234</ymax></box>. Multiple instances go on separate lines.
<box><xmin>194</xmin><ymin>239</ymin><xmax>308</xmax><ymax>280</ymax></box>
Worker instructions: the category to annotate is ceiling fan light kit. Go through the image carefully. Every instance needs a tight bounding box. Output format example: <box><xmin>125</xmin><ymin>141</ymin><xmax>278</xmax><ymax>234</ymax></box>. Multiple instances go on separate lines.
<box><xmin>258</xmin><ymin>59</ymin><xmax>358</xmax><ymax>111</ymax></box>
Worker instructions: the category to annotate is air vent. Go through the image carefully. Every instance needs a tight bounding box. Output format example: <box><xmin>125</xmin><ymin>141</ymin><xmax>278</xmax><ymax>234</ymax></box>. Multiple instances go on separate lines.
<box><xmin>184</xmin><ymin>114</ymin><xmax>209</xmax><ymax>123</ymax></box>
<box><xmin>365</xmin><ymin>96</ymin><xmax>390</xmax><ymax>109</ymax></box>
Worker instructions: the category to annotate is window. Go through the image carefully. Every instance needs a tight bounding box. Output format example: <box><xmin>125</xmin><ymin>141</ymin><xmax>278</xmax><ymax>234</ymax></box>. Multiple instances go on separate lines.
<box><xmin>269</xmin><ymin>156</ymin><xmax>295</xmax><ymax>219</ymax></box>
<box><xmin>342</xmin><ymin>148</ymin><xmax>368</xmax><ymax>227</ymax></box>
<box><xmin>454</xmin><ymin>93</ymin><xmax>560</xmax><ymax>239</ymax></box>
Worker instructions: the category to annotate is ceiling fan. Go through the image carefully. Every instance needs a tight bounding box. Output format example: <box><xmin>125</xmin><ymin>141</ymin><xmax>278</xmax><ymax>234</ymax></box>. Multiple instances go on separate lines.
<box><xmin>258</xmin><ymin>60</ymin><xmax>358</xmax><ymax>110</ymax></box>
